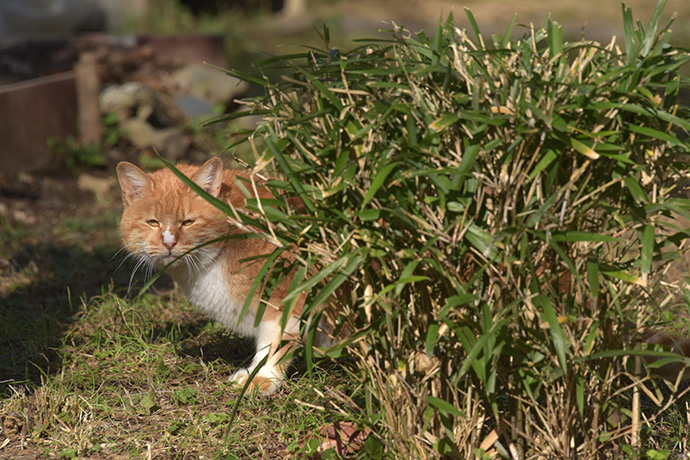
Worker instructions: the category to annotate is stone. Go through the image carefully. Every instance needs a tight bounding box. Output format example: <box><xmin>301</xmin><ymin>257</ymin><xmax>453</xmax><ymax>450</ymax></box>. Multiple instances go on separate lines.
<box><xmin>100</xmin><ymin>81</ymin><xmax>188</xmax><ymax>126</ymax></box>
<box><xmin>120</xmin><ymin>117</ymin><xmax>158</xmax><ymax>148</ymax></box>
<box><xmin>174</xmin><ymin>94</ymin><xmax>216</xmax><ymax>119</ymax></box>
<box><xmin>168</xmin><ymin>64</ymin><xmax>249</xmax><ymax>106</ymax></box>
<box><xmin>77</xmin><ymin>172</ymin><xmax>116</xmax><ymax>197</ymax></box>
<box><xmin>99</xmin><ymin>81</ymin><xmax>158</xmax><ymax>122</ymax></box>
<box><xmin>120</xmin><ymin>118</ymin><xmax>189</xmax><ymax>162</ymax></box>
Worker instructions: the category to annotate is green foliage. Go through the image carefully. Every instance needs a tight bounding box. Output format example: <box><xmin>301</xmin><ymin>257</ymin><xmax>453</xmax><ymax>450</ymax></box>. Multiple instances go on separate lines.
<box><xmin>48</xmin><ymin>114</ymin><xmax>121</xmax><ymax>172</ymax></box>
<box><xmin>217</xmin><ymin>0</ymin><xmax>690</xmax><ymax>457</ymax></box>
<box><xmin>101</xmin><ymin>112</ymin><xmax>123</xmax><ymax>147</ymax></box>
<box><xmin>173</xmin><ymin>386</ymin><xmax>198</xmax><ymax>405</ymax></box>
<box><xmin>48</xmin><ymin>136</ymin><xmax>105</xmax><ymax>172</ymax></box>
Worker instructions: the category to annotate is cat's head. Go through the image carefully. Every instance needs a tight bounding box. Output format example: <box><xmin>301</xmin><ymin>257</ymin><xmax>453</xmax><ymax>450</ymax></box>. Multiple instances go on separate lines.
<box><xmin>116</xmin><ymin>158</ymin><xmax>230</xmax><ymax>272</ymax></box>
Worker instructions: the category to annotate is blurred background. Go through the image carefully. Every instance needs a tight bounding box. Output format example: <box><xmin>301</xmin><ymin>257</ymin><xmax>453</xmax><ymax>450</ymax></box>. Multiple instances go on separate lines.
<box><xmin>1</xmin><ymin>0</ymin><xmax>689</xmax><ymax>176</ymax></box>
<box><xmin>0</xmin><ymin>0</ymin><xmax>688</xmax><ymax>221</ymax></box>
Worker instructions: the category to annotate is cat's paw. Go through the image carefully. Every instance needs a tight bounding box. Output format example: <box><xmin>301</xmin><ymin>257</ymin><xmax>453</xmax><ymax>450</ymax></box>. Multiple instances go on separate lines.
<box><xmin>230</xmin><ymin>368</ymin><xmax>250</xmax><ymax>386</ymax></box>
<box><xmin>230</xmin><ymin>368</ymin><xmax>280</xmax><ymax>395</ymax></box>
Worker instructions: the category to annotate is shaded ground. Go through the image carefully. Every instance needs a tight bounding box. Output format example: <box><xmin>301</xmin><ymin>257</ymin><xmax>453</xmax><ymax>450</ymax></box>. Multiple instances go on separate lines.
<box><xmin>0</xmin><ymin>173</ymin><xmax>129</xmax><ymax>386</ymax></box>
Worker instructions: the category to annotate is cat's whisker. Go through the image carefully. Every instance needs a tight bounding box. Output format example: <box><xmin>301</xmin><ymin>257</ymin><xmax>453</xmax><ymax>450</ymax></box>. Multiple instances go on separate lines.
<box><xmin>144</xmin><ymin>256</ymin><xmax>157</xmax><ymax>280</ymax></box>
<box><xmin>193</xmin><ymin>246</ymin><xmax>213</xmax><ymax>268</ymax></box>
<box><xmin>188</xmin><ymin>252</ymin><xmax>201</xmax><ymax>270</ymax></box>
<box><xmin>182</xmin><ymin>252</ymin><xmax>194</xmax><ymax>273</ymax></box>
<box><xmin>112</xmin><ymin>249</ymin><xmax>137</xmax><ymax>274</ymax></box>
<box><xmin>109</xmin><ymin>246</ymin><xmax>130</xmax><ymax>265</ymax></box>
<box><xmin>128</xmin><ymin>256</ymin><xmax>149</xmax><ymax>293</ymax></box>
<box><xmin>186</xmin><ymin>252</ymin><xmax>205</xmax><ymax>277</ymax></box>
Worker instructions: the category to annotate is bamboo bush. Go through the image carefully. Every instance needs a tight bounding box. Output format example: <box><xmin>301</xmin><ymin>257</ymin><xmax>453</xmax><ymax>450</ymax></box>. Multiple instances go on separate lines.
<box><xmin>205</xmin><ymin>1</ymin><xmax>690</xmax><ymax>457</ymax></box>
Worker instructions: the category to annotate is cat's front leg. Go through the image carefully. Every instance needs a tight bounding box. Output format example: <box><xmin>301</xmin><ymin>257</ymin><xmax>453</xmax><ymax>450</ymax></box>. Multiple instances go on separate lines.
<box><xmin>230</xmin><ymin>318</ymin><xmax>300</xmax><ymax>395</ymax></box>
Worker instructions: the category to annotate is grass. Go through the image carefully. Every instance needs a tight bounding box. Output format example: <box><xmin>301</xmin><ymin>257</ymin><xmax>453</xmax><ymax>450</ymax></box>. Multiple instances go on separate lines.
<box><xmin>31</xmin><ymin>293</ymin><xmax>352</xmax><ymax>459</ymax></box>
<box><xmin>0</xmin><ymin>197</ymin><xmax>359</xmax><ymax>459</ymax></box>
<box><xmin>0</xmin><ymin>210</ymin><xmax>122</xmax><ymax>388</ymax></box>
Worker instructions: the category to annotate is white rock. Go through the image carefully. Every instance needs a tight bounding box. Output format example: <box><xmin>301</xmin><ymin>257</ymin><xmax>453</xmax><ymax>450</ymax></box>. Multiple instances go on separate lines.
<box><xmin>169</xmin><ymin>64</ymin><xmax>249</xmax><ymax>106</ymax></box>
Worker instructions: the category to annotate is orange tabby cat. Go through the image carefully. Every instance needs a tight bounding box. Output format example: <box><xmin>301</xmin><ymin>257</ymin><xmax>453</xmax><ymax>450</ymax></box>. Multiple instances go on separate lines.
<box><xmin>116</xmin><ymin>157</ymin><xmax>324</xmax><ymax>394</ymax></box>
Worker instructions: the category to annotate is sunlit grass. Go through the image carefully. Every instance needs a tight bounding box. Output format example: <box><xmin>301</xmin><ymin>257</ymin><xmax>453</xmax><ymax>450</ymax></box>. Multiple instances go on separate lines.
<box><xmin>2</xmin><ymin>288</ymin><xmax>358</xmax><ymax>458</ymax></box>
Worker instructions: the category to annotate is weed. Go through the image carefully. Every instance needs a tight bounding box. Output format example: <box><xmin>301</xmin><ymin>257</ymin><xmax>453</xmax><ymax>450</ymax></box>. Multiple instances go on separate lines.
<box><xmin>47</xmin><ymin>136</ymin><xmax>106</xmax><ymax>172</ymax></box>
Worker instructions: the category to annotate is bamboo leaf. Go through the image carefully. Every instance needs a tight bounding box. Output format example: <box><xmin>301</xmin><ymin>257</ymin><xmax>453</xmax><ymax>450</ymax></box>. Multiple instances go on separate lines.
<box><xmin>464</xmin><ymin>7</ymin><xmax>484</xmax><ymax>46</ymax></box>
<box><xmin>601</xmin><ymin>268</ymin><xmax>641</xmax><ymax>285</ymax></box>
<box><xmin>308</xmin><ymin>252</ymin><xmax>362</xmax><ymax>308</ymax></box>
<box><xmin>294</xmin><ymin>67</ymin><xmax>344</xmax><ymax>111</ymax></box>
<box><xmin>466</xmin><ymin>223</ymin><xmax>498</xmax><ymax>259</ymax></box>
<box><xmin>551</xmin><ymin>231</ymin><xmax>619</xmax><ymax>243</ymax></box>
<box><xmin>628</xmin><ymin>124</ymin><xmax>682</xmax><ymax>146</ymax></box>
<box><xmin>362</xmin><ymin>162</ymin><xmax>398</xmax><ymax>207</ymax></box>
<box><xmin>624</xmin><ymin>176</ymin><xmax>649</xmax><ymax>204</ymax></box>
<box><xmin>641</xmin><ymin>0</ymin><xmax>666</xmax><ymax>57</ymax></box>
<box><xmin>430</xmin><ymin>113</ymin><xmax>460</xmax><ymax>133</ymax></box>
<box><xmin>243</xmin><ymin>248</ymin><xmax>284</xmax><ymax>327</ymax></box>
<box><xmin>428</xmin><ymin>396</ymin><xmax>466</xmax><ymax>418</ymax></box>
<box><xmin>587</xmin><ymin>260</ymin><xmax>600</xmax><ymax>301</ymax></box>
<box><xmin>498</xmin><ymin>13</ymin><xmax>517</xmax><ymax>48</ymax></box>
<box><xmin>548</xmin><ymin>20</ymin><xmax>563</xmax><ymax>57</ymax></box>
<box><xmin>622</xmin><ymin>3</ymin><xmax>636</xmax><ymax>64</ymax></box>
<box><xmin>426</xmin><ymin>323</ymin><xmax>439</xmax><ymax>357</ymax></box>
<box><xmin>570</xmin><ymin>138</ymin><xmax>600</xmax><ymax>160</ymax></box>
<box><xmin>265</xmin><ymin>131</ymin><xmax>316</xmax><ymax>213</ymax></box>
<box><xmin>158</xmin><ymin>156</ymin><xmax>235</xmax><ymax>216</ymax></box>
<box><xmin>533</xmin><ymin>295</ymin><xmax>569</xmax><ymax>373</ymax></box>
<box><xmin>528</xmin><ymin>149</ymin><xmax>558</xmax><ymax>181</ymax></box>
<box><xmin>640</xmin><ymin>224</ymin><xmax>655</xmax><ymax>275</ymax></box>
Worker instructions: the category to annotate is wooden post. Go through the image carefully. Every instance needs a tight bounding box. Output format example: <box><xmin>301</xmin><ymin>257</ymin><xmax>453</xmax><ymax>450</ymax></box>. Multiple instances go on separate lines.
<box><xmin>281</xmin><ymin>0</ymin><xmax>307</xmax><ymax>17</ymax></box>
<box><xmin>75</xmin><ymin>52</ymin><xmax>101</xmax><ymax>145</ymax></box>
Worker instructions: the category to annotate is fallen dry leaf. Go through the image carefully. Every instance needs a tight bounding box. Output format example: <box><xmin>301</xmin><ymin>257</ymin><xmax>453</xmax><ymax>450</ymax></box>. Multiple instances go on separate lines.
<box><xmin>288</xmin><ymin>420</ymin><xmax>372</xmax><ymax>458</ymax></box>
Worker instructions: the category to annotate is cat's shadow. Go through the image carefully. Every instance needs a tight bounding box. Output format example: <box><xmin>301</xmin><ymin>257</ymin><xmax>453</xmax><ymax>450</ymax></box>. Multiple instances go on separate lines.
<box><xmin>164</xmin><ymin>320</ymin><xmax>256</xmax><ymax>370</ymax></box>
<box><xmin>160</xmin><ymin>320</ymin><xmax>319</xmax><ymax>382</ymax></box>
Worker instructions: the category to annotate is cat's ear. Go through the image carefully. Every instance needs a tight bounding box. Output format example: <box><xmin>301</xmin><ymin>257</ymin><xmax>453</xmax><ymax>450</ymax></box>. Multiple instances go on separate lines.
<box><xmin>193</xmin><ymin>157</ymin><xmax>224</xmax><ymax>197</ymax></box>
<box><xmin>116</xmin><ymin>162</ymin><xmax>153</xmax><ymax>205</ymax></box>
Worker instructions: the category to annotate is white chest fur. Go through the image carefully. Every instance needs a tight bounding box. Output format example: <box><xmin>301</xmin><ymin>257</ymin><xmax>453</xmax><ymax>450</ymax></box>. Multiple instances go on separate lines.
<box><xmin>170</xmin><ymin>260</ymin><xmax>258</xmax><ymax>338</ymax></box>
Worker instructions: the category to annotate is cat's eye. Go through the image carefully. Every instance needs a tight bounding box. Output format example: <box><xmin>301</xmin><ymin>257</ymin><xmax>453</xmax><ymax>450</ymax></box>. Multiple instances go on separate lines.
<box><xmin>147</xmin><ymin>220</ymin><xmax>160</xmax><ymax>228</ymax></box>
<box><xmin>181</xmin><ymin>219</ymin><xmax>195</xmax><ymax>227</ymax></box>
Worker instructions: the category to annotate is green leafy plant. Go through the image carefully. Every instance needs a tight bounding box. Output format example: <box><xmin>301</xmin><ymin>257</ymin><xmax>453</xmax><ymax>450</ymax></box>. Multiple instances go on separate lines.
<box><xmin>48</xmin><ymin>113</ymin><xmax>122</xmax><ymax>172</ymax></box>
<box><xmin>208</xmin><ymin>0</ymin><xmax>690</xmax><ymax>457</ymax></box>
<box><xmin>48</xmin><ymin>136</ymin><xmax>105</xmax><ymax>172</ymax></box>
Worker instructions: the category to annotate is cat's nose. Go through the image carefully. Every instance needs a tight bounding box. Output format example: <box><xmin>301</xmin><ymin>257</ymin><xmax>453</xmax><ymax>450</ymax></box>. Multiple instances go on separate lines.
<box><xmin>162</xmin><ymin>226</ymin><xmax>176</xmax><ymax>252</ymax></box>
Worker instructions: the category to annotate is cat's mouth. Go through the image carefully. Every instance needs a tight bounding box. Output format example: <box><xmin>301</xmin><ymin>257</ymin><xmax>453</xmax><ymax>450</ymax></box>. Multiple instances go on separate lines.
<box><xmin>154</xmin><ymin>252</ymin><xmax>182</xmax><ymax>267</ymax></box>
